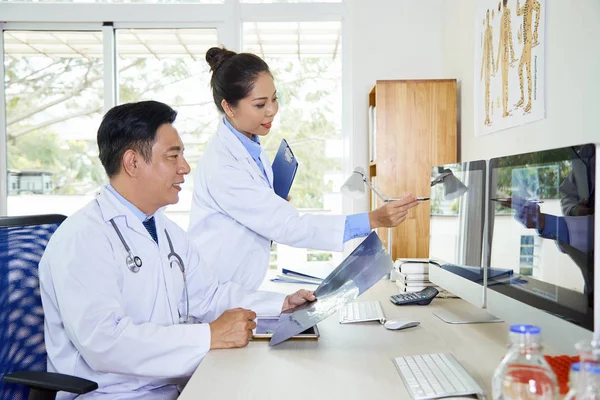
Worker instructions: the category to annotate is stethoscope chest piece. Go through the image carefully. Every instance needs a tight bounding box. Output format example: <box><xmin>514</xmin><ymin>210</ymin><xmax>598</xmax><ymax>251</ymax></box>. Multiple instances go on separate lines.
<box><xmin>126</xmin><ymin>254</ymin><xmax>143</xmax><ymax>273</ymax></box>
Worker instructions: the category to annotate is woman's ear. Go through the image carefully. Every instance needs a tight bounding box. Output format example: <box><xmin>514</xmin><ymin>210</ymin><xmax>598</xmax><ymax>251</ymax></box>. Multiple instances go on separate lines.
<box><xmin>221</xmin><ymin>99</ymin><xmax>235</xmax><ymax>119</ymax></box>
<box><xmin>122</xmin><ymin>149</ymin><xmax>139</xmax><ymax>177</ymax></box>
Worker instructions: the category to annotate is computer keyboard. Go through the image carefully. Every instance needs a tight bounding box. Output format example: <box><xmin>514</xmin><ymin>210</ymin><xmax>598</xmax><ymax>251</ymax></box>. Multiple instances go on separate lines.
<box><xmin>393</xmin><ymin>352</ymin><xmax>484</xmax><ymax>399</ymax></box>
<box><xmin>339</xmin><ymin>301</ymin><xmax>385</xmax><ymax>324</ymax></box>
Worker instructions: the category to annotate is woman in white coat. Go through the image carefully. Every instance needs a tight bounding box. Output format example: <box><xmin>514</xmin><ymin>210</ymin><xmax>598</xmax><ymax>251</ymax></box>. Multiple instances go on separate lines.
<box><xmin>39</xmin><ymin>101</ymin><xmax>316</xmax><ymax>399</ymax></box>
<box><xmin>188</xmin><ymin>47</ymin><xmax>419</xmax><ymax>291</ymax></box>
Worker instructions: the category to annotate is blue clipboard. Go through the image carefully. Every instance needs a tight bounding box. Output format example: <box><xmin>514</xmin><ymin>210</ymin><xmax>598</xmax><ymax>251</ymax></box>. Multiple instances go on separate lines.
<box><xmin>272</xmin><ymin>139</ymin><xmax>298</xmax><ymax>200</ymax></box>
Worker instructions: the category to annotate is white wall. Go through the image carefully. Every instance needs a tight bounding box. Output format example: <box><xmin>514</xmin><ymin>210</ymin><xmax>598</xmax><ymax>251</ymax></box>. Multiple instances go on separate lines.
<box><xmin>442</xmin><ymin>0</ymin><xmax>600</xmax><ymax>161</ymax></box>
<box><xmin>346</xmin><ymin>0</ymin><xmax>446</xmax><ymax>215</ymax></box>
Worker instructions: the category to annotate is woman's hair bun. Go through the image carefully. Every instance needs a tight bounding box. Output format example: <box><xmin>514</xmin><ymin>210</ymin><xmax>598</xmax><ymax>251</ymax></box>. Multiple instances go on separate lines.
<box><xmin>206</xmin><ymin>47</ymin><xmax>237</xmax><ymax>72</ymax></box>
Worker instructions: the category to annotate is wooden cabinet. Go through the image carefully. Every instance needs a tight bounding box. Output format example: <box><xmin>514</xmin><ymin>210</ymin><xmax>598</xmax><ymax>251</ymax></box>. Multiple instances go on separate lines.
<box><xmin>368</xmin><ymin>80</ymin><xmax>457</xmax><ymax>259</ymax></box>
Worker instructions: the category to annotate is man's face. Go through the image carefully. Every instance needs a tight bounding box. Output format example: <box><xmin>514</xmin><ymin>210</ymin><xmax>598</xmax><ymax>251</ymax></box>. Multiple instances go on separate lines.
<box><xmin>137</xmin><ymin>123</ymin><xmax>190</xmax><ymax>210</ymax></box>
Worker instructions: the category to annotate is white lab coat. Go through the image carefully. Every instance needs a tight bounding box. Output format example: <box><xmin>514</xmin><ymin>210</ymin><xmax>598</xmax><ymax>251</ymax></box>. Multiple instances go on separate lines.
<box><xmin>188</xmin><ymin>120</ymin><xmax>346</xmax><ymax>291</ymax></box>
<box><xmin>559</xmin><ymin>152</ymin><xmax>595</xmax><ymax>216</ymax></box>
<box><xmin>39</xmin><ymin>187</ymin><xmax>286</xmax><ymax>399</ymax></box>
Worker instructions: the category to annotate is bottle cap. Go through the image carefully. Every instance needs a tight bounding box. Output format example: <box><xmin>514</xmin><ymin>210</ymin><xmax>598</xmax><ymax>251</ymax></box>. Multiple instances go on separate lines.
<box><xmin>581</xmin><ymin>363</ymin><xmax>600</xmax><ymax>374</ymax></box>
<box><xmin>510</xmin><ymin>324</ymin><xmax>541</xmax><ymax>334</ymax></box>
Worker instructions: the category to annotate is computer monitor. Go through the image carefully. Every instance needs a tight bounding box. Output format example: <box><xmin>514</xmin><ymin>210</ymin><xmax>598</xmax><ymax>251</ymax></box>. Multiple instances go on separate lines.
<box><xmin>486</xmin><ymin>144</ymin><xmax>596</xmax><ymax>353</ymax></box>
<box><xmin>428</xmin><ymin>160</ymin><xmax>504</xmax><ymax>323</ymax></box>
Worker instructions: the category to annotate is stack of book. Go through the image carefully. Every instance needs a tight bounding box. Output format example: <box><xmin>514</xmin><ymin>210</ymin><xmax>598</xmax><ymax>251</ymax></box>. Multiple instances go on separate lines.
<box><xmin>393</xmin><ymin>259</ymin><xmax>440</xmax><ymax>293</ymax></box>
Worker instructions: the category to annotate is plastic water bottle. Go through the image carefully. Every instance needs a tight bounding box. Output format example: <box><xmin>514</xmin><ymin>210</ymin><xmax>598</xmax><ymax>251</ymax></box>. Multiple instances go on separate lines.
<box><xmin>575</xmin><ymin>340</ymin><xmax>600</xmax><ymax>399</ymax></box>
<box><xmin>491</xmin><ymin>325</ymin><xmax>558</xmax><ymax>399</ymax></box>
<box><xmin>564</xmin><ymin>363</ymin><xmax>581</xmax><ymax>400</ymax></box>
<box><xmin>576</xmin><ymin>363</ymin><xmax>600</xmax><ymax>399</ymax></box>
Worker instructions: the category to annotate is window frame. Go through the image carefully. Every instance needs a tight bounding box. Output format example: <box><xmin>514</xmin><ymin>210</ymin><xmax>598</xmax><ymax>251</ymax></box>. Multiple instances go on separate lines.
<box><xmin>0</xmin><ymin>0</ymin><xmax>350</xmax><ymax>217</ymax></box>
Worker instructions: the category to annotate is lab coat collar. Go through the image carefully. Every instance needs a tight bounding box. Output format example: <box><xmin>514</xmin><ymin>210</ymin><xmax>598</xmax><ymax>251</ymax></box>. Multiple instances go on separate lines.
<box><xmin>216</xmin><ymin>119</ymin><xmax>254</xmax><ymax>162</ymax></box>
<box><xmin>259</xmin><ymin>151</ymin><xmax>274</xmax><ymax>188</ymax></box>
<box><xmin>105</xmin><ymin>184</ymin><xmax>149</xmax><ymax>223</ymax></box>
<box><xmin>96</xmin><ymin>186</ymin><xmax>164</xmax><ymax>239</ymax></box>
<box><xmin>222</xmin><ymin>117</ymin><xmax>262</xmax><ymax>160</ymax></box>
<box><xmin>216</xmin><ymin>120</ymin><xmax>273</xmax><ymax>187</ymax></box>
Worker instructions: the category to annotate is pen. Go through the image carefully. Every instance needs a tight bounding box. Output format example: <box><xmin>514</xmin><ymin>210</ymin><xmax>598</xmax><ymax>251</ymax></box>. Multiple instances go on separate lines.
<box><xmin>491</xmin><ymin>198</ymin><xmax>544</xmax><ymax>204</ymax></box>
<box><xmin>385</xmin><ymin>197</ymin><xmax>430</xmax><ymax>202</ymax></box>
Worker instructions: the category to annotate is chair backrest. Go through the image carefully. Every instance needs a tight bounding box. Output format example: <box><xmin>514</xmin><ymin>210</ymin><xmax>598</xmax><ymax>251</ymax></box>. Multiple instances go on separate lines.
<box><xmin>0</xmin><ymin>215</ymin><xmax>66</xmax><ymax>400</ymax></box>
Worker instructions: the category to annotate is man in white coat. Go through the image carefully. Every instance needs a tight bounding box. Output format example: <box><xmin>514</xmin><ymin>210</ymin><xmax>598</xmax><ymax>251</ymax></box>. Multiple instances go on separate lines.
<box><xmin>39</xmin><ymin>101</ymin><xmax>316</xmax><ymax>399</ymax></box>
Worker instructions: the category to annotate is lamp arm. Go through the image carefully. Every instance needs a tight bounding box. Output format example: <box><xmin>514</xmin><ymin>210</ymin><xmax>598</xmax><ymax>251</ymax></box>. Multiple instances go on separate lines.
<box><xmin>363</xmin><ymin>178</ymin><xmax>388</xmax><ymax>202</ymax></box>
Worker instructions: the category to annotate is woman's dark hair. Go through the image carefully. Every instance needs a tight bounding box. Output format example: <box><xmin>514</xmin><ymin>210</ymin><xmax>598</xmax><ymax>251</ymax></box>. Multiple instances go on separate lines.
<box><xmin>206</xmin><ymin>46</ymin><xmax>271</xmax><ymax>113</ymax></box>
<box><xmin>97</xmin><ymin>100</ymin><xmax>177</xmax><ymax>177</ymax></box>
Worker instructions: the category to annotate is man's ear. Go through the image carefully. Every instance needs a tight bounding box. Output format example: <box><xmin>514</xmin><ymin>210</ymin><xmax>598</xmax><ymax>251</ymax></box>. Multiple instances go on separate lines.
<box><xmin>122</xmin><ymin>149</ymin><xmax>140</xmax><ymax>178</ymax></box>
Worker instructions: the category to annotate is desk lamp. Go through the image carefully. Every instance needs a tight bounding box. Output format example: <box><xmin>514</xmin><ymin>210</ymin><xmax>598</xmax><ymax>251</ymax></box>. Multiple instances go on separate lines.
<box><xmin>430</xmin><ymin>168</ymin><xmax>468</xmax><ymax>200</ymax></box>
<box><xmin>341</xmin><ymin>167</ymin><xmax>468</xmax><ymax>257</ymax></box>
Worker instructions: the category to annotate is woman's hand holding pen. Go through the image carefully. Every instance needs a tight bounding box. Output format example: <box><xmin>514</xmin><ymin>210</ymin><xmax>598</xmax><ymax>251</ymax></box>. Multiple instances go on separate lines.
<box><xmin>498</xmin><ymin>196</ymin><xmax>545</xmax><ymax>231</ymax></box>
<box><xmin>368</xmin><ymin>195</ymin><xmax>419</xmax><ymax>229</ymax></box>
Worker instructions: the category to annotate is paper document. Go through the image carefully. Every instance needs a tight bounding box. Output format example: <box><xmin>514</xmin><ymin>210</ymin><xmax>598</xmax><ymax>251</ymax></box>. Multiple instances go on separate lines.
<box><xmin>270</xmin><ymin>263</ymin><xmax>336</xmax><ymax>285</ymax></box>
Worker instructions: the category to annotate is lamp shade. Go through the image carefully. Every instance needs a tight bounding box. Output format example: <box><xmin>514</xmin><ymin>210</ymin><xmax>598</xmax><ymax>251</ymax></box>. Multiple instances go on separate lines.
<box><xmin>443</xmin><ymin>174</ymin><xmax>468</xmax><ymax>200</ymax></box>
<box><xmin>431</xmin><ymin>168</ymin><xmax>468</xmax><ymax>200</ymax></box>
<box><xmin>341</xmin><ymin>167</ymin><xmax>367</xmax><ymax>198</ymax></box>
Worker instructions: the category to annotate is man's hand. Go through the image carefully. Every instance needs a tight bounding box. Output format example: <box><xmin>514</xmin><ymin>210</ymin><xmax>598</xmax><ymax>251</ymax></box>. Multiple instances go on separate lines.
<box><xmin>282</xmin><ymin>289</ymin><xmax>316</xmax><ymax>313</ymax></box>
<box><xmin>368</xmin><ymin>195</ymin><xmax>419</xmax><ymax>229</ymax></box>
<box><xmin>209</xmin><ymin>308</ymin><xmax>256</xmax><ymax>350</ymax></box>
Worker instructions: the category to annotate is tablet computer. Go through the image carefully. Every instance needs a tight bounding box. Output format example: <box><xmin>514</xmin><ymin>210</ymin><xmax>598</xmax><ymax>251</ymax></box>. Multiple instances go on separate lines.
<box><xmin>272</xmin><ymin>139</ymin><xmax>298</xmax><ymax>200</ymax></box>
<box><xmin>252</xmin><ymin>317</ymin><xmax>319</xmax><ymax>340</ymax></box>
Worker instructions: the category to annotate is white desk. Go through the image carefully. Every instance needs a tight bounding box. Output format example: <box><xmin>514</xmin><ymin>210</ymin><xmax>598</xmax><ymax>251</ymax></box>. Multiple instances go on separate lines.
<box><xmin>179</xmin><ymin>279</ymin><xmax>520</xmax><ymax>400</ymax></box>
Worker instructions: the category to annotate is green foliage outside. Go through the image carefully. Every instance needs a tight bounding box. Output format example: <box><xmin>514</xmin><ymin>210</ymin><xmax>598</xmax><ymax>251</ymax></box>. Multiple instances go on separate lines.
<box><xmin>493</xmin><ymin>148</ymin><xmax>572</xmax><ymax>214</ymax></box>
<box><xmin>5</xmin><ymin>53</ymin><xmax>341</xmax><ymax>207</ymax></box>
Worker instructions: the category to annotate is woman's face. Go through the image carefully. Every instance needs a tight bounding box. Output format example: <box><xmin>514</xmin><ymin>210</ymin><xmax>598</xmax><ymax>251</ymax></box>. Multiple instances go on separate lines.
<box><xmin>224</xmin><ymin>71</ymin><xmax>279</xmax><ymax>137</ymax></box>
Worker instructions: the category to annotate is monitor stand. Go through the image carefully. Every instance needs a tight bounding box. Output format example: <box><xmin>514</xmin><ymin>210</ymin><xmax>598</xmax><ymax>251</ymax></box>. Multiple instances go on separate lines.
<box><xmin>433</xmin><ymin>309</ymin><xmax>503</xmax><ymax>324</ymax></box>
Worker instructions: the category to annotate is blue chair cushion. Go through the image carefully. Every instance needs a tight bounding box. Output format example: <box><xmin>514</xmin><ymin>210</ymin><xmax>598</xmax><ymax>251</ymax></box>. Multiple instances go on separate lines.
<box><xmin>0</xmin><ymin>218</ymin><xmax>63</xmax><ymax>400</ymax></box>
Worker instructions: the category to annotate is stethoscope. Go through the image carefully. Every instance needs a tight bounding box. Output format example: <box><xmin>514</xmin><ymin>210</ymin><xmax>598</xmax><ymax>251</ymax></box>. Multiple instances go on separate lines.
<box><xmin>109</xmin><ymin>219</ymin><xmax>190</xmax><ymax>324</ymax></box>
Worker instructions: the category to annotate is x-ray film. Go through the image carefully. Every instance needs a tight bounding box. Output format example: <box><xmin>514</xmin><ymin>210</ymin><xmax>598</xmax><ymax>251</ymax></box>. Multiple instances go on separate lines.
<box><xmin>269</xmin><ymin>232</ymin><xmax>392</xmax><ymax>346</ymax></box>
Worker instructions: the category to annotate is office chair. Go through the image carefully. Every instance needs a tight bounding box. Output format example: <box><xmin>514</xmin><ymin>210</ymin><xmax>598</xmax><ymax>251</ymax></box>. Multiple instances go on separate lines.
<box><xmin>0</xmin><ymin>214</ymin><xmax>98</xmax><ymax>400</ymax></box>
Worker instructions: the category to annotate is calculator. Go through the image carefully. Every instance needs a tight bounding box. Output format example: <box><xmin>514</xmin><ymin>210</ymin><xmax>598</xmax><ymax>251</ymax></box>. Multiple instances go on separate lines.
<box><xmin>390</xmin><ymin>286</ymin><xmax>439</xmax><ymax>306</ymax></box>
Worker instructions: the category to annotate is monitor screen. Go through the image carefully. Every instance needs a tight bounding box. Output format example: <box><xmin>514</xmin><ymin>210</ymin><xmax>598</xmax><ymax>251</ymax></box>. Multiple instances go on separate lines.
<box><xmin>429</xmin><ymin>160</ymin><xmax>491</xmax><ymax>282</ymax></box>
<box><xmin>487</xmin><ymin>144</ymin><xmax>595</xmax><ymax>330</ymax></box>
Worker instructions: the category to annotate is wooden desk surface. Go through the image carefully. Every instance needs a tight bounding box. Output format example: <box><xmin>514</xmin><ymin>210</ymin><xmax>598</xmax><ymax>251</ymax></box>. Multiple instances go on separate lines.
<box><xmin>179</xmin><ymin>279</ymin><xmax>513</xmax><ymax>400</ymax></box>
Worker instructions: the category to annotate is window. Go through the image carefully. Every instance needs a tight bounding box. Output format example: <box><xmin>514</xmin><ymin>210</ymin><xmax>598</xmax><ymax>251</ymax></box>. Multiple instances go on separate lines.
<box><xmin>244</xmin><ymin>21</ymin><xmax>342</xmax><ymax>267</ymax></box>
<box><xmin>269</xmin><ymin>243</ymin><xmax>278</xmax><ymax>269</ymax></box>
<box><xmin>1</xmin><ymin>3</ymin><xmax>348</xmax><ymax>255</ymax></box>
<box><xmin>242</xmin><ymin>0</ymin><xmax>340</xmax><ymax>3</ymax></box>
<box><xmin>243</xmin><ymin>21</ymin><xmax>342</xmax><ymax>211</ymax></box>
<box><xmin>519</xmin><ymin>235</ymin><xmax>538</xmax><ymax>276</ymax></box>
<box><xmin>307</xmin><ymin>249</ymin><xmax>332</xmax><ymax>262</ymax></box>
<box><xmin>0</xmin><ymin>0</ymin><xmax>222</xmax><ymax>3</ymax></box>
<box><xmin>4</xmin><ymin>30</ymin><xmax>105</xmax><ymax>216</ymax></box>
<box><xmin>116</xmin><ymin>28</ymin><xmax>219</xmax><ymax>228</ymax></box>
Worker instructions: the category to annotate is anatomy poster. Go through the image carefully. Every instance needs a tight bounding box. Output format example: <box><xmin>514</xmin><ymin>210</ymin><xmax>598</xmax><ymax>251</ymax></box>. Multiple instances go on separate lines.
<box><xmin>475</xmin><ymin>0</ymin><xmax>545</xmax><ymax>136</ymax></box>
